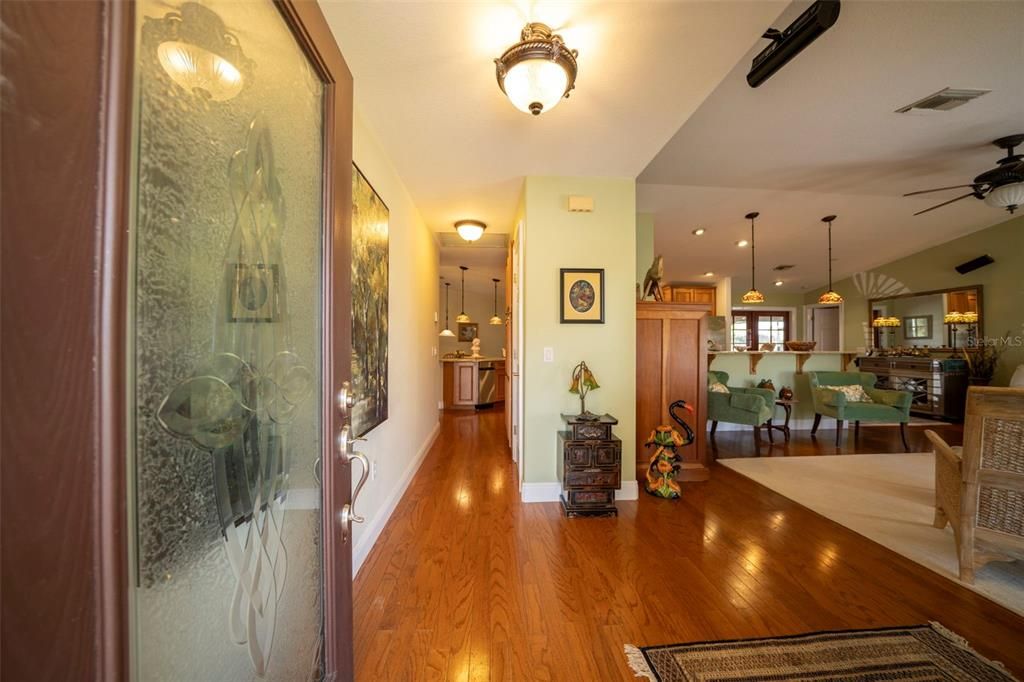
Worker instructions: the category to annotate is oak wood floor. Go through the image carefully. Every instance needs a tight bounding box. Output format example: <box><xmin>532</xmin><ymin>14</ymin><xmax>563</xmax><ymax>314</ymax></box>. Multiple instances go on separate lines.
<box><xmin>353</xmin><ymin>409</ymin><xmax>1023</xmax><ymax>680</ymax></box>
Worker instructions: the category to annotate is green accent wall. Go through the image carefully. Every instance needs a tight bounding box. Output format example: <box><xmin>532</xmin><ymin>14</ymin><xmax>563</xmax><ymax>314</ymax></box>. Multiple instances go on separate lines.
<box><xmin>522</xmin><ymin>176</ymin><xmax>637</xmax><ymax>483</ymax></box>
<box><xmin>805</xmin><ymin>215</ymin><xmax>1024</xmax><ymax>385</ymax></box>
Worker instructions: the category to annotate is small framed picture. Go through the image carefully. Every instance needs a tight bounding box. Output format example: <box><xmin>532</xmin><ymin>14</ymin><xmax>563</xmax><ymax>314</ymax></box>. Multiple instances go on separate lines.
<box><xmin>458</xmin><ymin>322</ymin><xmax>479</xmax><ymax>342</ymax></box>
<box><xmin>560</xmin><ymin>268</ymin><xmax>605</xmax><ymax>324</ymax></box>
<box><xmin>228</xmin><ymin>263</ymin><xmax>279</xmax><ymax>323</ymax></box>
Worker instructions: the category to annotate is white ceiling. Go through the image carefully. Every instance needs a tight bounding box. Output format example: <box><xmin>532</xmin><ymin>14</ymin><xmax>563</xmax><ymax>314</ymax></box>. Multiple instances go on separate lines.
<box><xmin>322</xmin><ymin>0</ymin><xmax>788</xmax><ymax>234</ymax></box>
<box><xmin>638</xmin><ymin>0</ymin><xmax>1024</xmax><ymax>291</ymax></box>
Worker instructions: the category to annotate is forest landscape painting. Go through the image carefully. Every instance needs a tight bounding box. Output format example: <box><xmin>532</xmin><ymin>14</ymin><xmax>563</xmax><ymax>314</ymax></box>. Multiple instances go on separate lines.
<box><xmin>351</xmin><ymin>164</ymin><xmax>389</xmax><ymax>436</ymax></box>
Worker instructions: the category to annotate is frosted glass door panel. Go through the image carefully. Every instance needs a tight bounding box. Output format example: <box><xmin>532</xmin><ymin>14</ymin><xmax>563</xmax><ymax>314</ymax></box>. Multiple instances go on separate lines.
<box><xmin>129</xmin><ymin>1</ymin><xmax>325</xmax><ymax>679</ymax></box>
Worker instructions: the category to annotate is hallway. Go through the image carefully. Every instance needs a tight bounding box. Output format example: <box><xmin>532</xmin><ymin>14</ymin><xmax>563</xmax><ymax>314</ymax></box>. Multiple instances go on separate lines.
<box><xmin>353</xmin><ymin>409</ymin><xmax>1024</xmax><ymax>681</ymax></box>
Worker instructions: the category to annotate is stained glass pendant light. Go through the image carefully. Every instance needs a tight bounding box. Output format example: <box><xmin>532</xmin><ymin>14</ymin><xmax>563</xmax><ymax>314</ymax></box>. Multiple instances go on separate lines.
<box><xmin>489</xmin><ymin>279</ymin><xmax>503</xmax><ymax>325</ymax></box>
<box><xmin>456</xmin><ymin>266</ymin><xmax>471</xmax><ymax>323</ymax></box>
<box><xmin>494</xmin><ymin>23</ymin><xmax>579</xmax><ymax>116</ymax></box>
<box><xmin>818</xmin><ymin>215</ymin><xmax>844</xmax><ymax>304</ymax></box>
<box><xmin>740</xmin><ymin>212</ymin><xmax>765</xmax><ymax>304</ymax></box>
<box><xmin>439</xmin><ymin>282</ymin><xmax>455</xmax><ymax>337</ymax></box>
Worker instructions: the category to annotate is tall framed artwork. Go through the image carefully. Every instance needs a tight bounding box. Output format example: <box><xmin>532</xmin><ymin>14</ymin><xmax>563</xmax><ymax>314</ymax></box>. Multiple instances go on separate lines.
<box><xmin>560</xmin><ymin>268</ymin><xmax>605</xmax><ymax>324</ymax></box>
<box><xmin>351</xmin><ymin>163</ymin><xmax>389</xmax><ymax>436</ymax></box>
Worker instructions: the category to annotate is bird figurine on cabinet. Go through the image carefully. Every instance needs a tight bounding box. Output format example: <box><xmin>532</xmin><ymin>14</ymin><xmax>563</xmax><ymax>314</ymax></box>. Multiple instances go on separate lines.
<box><xmin>644</xmin><ymin>399</ymin><xmax>695</xmax><ymax>499</ymax></box>
<box><xmin>641</xmin><ymin>254</ymin><xmax>665</xmax><ymax>301</ymax></box>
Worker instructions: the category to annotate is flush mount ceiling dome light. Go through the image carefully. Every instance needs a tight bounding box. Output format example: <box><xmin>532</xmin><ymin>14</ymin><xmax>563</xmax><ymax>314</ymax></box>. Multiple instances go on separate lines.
<box><xmin>455</xmin><ymin>220</ymin><xmax>487</xmax><ymax>242</ymax></box>
<box><xmin>817</xmin><ymin>215</ymin><xmax>844</xmax><ymax>304</ymax></box>
<box><xmin>494</xmin><ymin>22</ymin><xmax>578</xmax><ymax>116</ymax></box>
<box><xmin>740</xmin><ymin>212</ymin><xmax>765</xmax><ymax>304</ymax></box>
<box><xmin>151</xmin><ymin>2</ymin><xmax>252</xmax><ymax>102</ymax></box>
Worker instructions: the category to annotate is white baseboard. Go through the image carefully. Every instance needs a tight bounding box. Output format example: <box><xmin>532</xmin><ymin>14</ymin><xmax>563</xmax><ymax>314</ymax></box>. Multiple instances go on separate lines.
<box><xmin>616</xmin><ymin>480</ymin><xmax>639</xmax><ymax>501</ymax></box>
<box><xmin>521</xmin><ymin>481</ymin><xmax>560</xmax><ymax>503</ymax></box>
<box><xmin>352</xmin><ymin>422</ymin><xmax>440</xmax><ymax>577</ymax></box>
<box><xmin>521</xmin><ymin>479</ymin><xmax>640</xmax><ymax>503</ymax></box>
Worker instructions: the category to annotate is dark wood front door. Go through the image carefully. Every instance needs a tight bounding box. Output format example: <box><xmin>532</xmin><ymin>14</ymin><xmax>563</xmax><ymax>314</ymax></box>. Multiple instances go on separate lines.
<box><xmin>1</xmin><ymin>1</ymin><xmax>355</xmax><ymax>679</ymax></box>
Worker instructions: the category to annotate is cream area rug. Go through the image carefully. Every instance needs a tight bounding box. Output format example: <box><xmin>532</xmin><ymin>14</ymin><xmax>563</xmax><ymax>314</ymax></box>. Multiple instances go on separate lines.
<box><xmin>719</xmin><ymin>454</ymin><xmax>1024</xmax><ymax>616</ymax></box>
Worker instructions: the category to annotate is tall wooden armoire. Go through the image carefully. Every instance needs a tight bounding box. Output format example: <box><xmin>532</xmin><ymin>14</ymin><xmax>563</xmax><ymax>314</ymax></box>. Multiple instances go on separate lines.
<box><xmin>636</xmin><ymin>302</ymin><xmax>710</xmax><ymax>481</ymax></box>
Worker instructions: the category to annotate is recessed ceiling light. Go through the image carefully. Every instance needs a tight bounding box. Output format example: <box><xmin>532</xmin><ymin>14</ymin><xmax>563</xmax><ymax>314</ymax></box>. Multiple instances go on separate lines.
<box><xmin>736</xmin><ymin>239</ymin><xmax>749</xmax><ymax>247</ymax></box>
<box><xmin>774</xmin><ymin>280</ymin><xmax>784</xmax><ymax>287</ymax></box>
<box><xmin>703</xmin><ymin>271</ymin><xmax>714</xmax><ymax>277</ymax></box>
<box><xmin>692</xmin><ymin>228</ymin><xmax>705</xmax><ymax>236</ymax></box>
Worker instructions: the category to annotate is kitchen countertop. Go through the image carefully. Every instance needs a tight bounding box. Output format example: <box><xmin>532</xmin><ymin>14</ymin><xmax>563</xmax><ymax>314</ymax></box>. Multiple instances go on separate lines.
<box><xmin>440</xmin><ymin>356</ymin><xmax>505</xmax><ymax>363</ymax></box>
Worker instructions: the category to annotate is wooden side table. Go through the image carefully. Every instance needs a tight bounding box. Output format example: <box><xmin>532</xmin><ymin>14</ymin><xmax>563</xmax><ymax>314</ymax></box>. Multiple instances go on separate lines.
<box><xmin>769</xmin><ymin>399</ymin><xmax>798</xmax><ymax>442</ymax></box>
<box><xmin>556</xmin><ymin>413</ymin><xmax>620</xmax><ymax>517</ymax></box>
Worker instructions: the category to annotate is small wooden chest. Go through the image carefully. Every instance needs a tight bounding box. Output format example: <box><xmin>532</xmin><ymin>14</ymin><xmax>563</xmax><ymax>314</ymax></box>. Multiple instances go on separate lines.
<box><xmin>557</xmin><ymin>413</ymin><xmax>620</xmax><ymax>517</ymax></box>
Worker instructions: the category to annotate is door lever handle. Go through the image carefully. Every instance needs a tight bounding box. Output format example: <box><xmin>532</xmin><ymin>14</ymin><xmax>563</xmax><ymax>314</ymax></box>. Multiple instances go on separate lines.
<box><xmin>335</xmin><ymin>424</ymin><xmax>366</xmax><ymax>455</ymax></box>
<box><xmin>344</xmin><ymin>451</ymin><xmax>369</xmax><ymax>524</ymax></box>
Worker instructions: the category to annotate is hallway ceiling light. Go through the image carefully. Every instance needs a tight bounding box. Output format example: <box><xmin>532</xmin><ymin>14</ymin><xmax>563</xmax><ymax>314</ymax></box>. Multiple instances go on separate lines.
<box><xmin>489</xmin><ymin>278</ymin><xmax>503</xmax><ymax>325</ymax></box>
<box><xmin>736</xmin><ymin>240</ymin><xmax>749</xmax><ymax>247</ymax></box>
<box><xmin>152</xmin><ymin>3</ymin><xmax>252</xmax><ymax>102</ymax></box>
<box><xmin>455</xmin><ymin>219</ymin><xmax>487</xmax><ymax>242</ymax></box>
<box><xmin>703</xmin><ymin>271</ymin><xmax>714</xmax><ymax>277</ymax></box>
<box><xmin>494</xmin><ymin>22</ymin><xmax>578</xmax><ymax>116</ymax></box>
<box><xmin>774</xmin><ymin>280</ymin><xmax>784</xmax><ymax>287</ymax></box>
<box><xmin>456</xmin><ymin>266</ymin><xmax>471</xmax><ymax>323</ymax></box>
<box><xmin>440</xmin><ymin>281</ymin><xmax>455</xmax><ymax>337</ymax></box>
<box><xmin>740</xmin><ymin>212</ymin><xmax>765</xmax><ymax>304</ymax></box>
<box><xmin>817</xmin><ymin>215</ymin><xmax>844</xmax><ymax>305</ymax></box>
<box><xmin>692</xmin><ymin>228</ymin><xmax>706</xmax><ymax>236</ymax></box>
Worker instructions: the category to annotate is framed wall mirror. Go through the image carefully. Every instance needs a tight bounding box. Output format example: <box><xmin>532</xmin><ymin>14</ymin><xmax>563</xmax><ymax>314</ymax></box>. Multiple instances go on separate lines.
<box><xmin>868</xmin><ymin>285</ymin><xmax>983</xmax><ymax>350</ymax></box>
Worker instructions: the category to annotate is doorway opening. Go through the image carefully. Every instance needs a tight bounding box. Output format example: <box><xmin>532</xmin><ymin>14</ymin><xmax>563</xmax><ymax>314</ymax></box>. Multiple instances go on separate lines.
<box><xmin>805</xmin><ymin>303</ymin><xmax>844</xmax><ymax>351</ymax></box>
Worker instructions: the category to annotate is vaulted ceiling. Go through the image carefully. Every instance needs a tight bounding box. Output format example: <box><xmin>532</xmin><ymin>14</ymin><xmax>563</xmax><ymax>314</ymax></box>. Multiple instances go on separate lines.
<box><xmin>638</xmin><ymin>0</ymin><xmax>1024</xmax><ymax>291</ymax></box>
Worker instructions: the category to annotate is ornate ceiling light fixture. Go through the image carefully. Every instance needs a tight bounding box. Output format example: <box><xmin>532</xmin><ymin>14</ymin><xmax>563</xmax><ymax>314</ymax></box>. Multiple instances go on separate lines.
<box><xmin>494</xmin><ymin>22</ymin><xmax>578</xmax><ymax>116</ymax></box>
<box><xmin>818</xmin><ymin>215</ymin><xmax>844</xmax><ymax>304</ymax></box>
<box><xmin>456</xmin><ymin>266</ymin><xmax>471</xmax><ymax>323</ymax></box>
<box><xmin>455</xmin><ymin>219</ymin><xmax>487</xmax><ymax>242</ymax></box>
<box><xmin>740</xmin><ymin>212</ymin><xmax>765</xmax><ymax>304</ymax></box>
<box><xmin>489</xmin><ymin>279</ymin><xmax>503</xmax><ymax>325</ymax></box>
<box><xmin>439</xmin><ymin>281</ymin><xmax>455</xmax><ymax>337</ymax></box>
<box><xmin>150</xmin><ymin>2</ymin><xmax>252</xmax><ymax>102</ymax></box>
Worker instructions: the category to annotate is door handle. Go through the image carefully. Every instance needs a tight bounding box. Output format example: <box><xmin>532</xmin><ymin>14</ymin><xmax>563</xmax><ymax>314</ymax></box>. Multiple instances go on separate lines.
<box><xmin>336</xmin><ymin>380</ymin><xmax>356</xmax><ymax>416</ymax></box>
<box><xmin>335</xmin><ymin>424</ymin><xmax>365</xmax><ymax>455</ymax></box>
<box><xmin>338</xmin><ymin>451</ymin><xmax>369</xmax><ymax>543</ymax></box>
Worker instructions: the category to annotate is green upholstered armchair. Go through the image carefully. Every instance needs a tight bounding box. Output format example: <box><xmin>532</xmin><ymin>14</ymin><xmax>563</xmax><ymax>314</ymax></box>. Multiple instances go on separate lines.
<box><xmin>707</xmin><ymin>370</ymin><xmax>776</xmax><ymax>446</ymax></box>
<box><xmin>806</xmin><ymin>371</ymin><xmax>913</xmax><ymax>450</ymax></box>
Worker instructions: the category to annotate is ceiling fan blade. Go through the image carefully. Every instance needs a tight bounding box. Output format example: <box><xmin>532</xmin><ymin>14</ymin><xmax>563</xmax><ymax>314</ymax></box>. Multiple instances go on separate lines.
<box><xmin>913</xmin><ymin>191</ymin><xmax>978</xmax><ymax>216</ymax></box>
<box><xmin>904</xmin><ymin>184</ymin><xmax>980</xmax><ymax>197</ymax></box>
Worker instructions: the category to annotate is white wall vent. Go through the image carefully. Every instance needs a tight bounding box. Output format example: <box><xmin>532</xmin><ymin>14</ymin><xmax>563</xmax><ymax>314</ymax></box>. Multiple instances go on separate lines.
<box><xmin>895</xmin><ymin>87</ymin><xmax>990</xmax><ymax>114</ymax></box>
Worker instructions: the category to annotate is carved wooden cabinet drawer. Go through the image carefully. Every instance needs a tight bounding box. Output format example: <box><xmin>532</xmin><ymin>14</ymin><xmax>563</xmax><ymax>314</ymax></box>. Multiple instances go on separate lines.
<box><xmin>557</xmin><ymin>413</ymin><xmax>620</xmax><ymax>517</ymax></box>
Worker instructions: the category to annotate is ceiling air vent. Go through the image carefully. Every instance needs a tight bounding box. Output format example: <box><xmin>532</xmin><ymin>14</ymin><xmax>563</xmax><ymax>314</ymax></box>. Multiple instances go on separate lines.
<box><xmin>773</xmin><ymin>264</ymin><xmax>796</xmax><ymax>271</ymax></box>
<box><xmin>895</xmin><ymin>87</ymin><xmax>990</xmax><ymax>114</ymax></box>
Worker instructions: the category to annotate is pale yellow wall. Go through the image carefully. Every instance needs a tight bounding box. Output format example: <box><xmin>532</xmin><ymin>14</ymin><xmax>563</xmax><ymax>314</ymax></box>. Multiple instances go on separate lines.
<box><xmin>522</xmin><ymin>176</ymin><xmax>637</xmax><ymax>483</ymax></box>
<box><xmin>351</xmin><ymin>111</ymin><xmax>440</xmax><ymax>569</ymax></box>
<box><xmin>636</xmin><ymin>212</ymin><xmax>655</xmax><ymax>291</ymax></box>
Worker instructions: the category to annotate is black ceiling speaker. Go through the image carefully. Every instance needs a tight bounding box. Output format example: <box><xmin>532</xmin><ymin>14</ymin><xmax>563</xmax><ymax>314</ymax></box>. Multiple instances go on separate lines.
<box><xmin>955</xmin><ymin>255</ymin><xmax>994</xmax><ymax>274</ymax></box>
<box><xmin>747</xmin><ymin>0</ymin><xmax>841</xmax><ymax>88</ymax></box>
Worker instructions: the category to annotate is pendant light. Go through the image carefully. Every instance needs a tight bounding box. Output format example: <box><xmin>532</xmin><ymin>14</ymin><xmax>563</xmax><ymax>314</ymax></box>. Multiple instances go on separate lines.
<box><xmin>494</xmin><ymin>23</ymin><xmax>579</xmax><ymax>116</ymax></box>
<box><xmin>152</xmin><ymin>3</ymin><xmax>252</xmax><ymax>102</ymax></box>
<box><xmin>455</xmin><ymin>219</ymin><xmax>487</xmax><ymax>242</ymax></box>
<box><xmin>439</xmin><ymin>281</ymin><xmax>455</xmax><ymax>337</ymax></box>
<box><xmin>740</xmin><ymin>212</ymin><xmax>765</xmax><ymax>304</ymax></box>
<box><xmin>456</xmin><ymin>266</ymin><xmax>471</xmax><ymax>323</ymax></box>
<box><xmin>818</xmin><ymin>215</ymin><xmax>844</xmax><ymax>304</ymax></box>
<box><xmin>489</xmin><ymin>278</ymin><xmax>503</xmax><ymax>325</ymax></box>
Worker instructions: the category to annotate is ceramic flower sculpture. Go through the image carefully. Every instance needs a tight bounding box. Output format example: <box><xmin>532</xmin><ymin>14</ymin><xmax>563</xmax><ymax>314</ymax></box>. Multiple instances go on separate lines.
<box><xmin>644</xmin><ymin>400</ymin><xmax>695</xmax><ymax>499</ymax></box>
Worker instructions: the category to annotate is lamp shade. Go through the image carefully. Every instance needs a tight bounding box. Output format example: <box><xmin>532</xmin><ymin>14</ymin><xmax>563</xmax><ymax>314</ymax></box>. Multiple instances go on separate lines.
<box><xmin>984</xmin><ymin>182</ymin><xmax>1024</xmax><ymax>212</ymax></box>
<box><xmin>818</xmin><ymin>290</ymin><xmax>843</xmax><ymax>304</ymax></box>
<box><xmin>741</xmin><ymin>289</ymin><xmax>765</xmax><ymax>304</ymax></box>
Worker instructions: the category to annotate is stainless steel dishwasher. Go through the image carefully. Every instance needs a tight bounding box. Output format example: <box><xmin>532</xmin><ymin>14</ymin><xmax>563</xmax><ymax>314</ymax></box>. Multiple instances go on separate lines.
<box><xmin>476</xmin><ymin>361</ymin><xmax>496</xmax><ymax>407</ymax></box>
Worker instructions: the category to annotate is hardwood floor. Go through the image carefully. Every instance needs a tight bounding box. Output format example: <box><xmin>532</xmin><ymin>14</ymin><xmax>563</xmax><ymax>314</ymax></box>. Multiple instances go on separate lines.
<box><xmin>353</xmin><ymin>409</ymin><xmax>1023</xmax><ymax>680</ymax></box>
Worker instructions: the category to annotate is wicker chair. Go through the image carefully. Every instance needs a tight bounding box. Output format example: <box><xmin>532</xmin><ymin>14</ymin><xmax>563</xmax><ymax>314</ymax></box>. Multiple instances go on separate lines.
<box><xmin>925</xmin><ymin>387</ymin><xmax>1024</xmax><ymax>583</ymax></box>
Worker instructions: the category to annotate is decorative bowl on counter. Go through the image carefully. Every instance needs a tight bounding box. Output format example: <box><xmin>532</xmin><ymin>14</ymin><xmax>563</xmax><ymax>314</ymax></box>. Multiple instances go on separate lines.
<box><xmin>784</xmin><ymin>341</ymin><xmax>817</xmax><ymax>352</ymax></box>
<box><xmin>734</xmin><ymin>345</ymin><xmax>750</xmax><ymax>352</ymax></box>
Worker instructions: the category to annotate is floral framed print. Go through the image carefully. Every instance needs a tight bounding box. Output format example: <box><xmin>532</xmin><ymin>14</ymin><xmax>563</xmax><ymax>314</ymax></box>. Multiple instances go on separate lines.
<box><xmin>560</xmin><ymin>268</ymin><xmax>605</xmax><ymax>324</ymax></box>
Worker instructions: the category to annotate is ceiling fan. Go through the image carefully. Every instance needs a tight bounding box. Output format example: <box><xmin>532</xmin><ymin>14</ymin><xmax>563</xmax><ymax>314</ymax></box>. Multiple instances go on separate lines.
<box><xmin>904</xmin><ymin>134</ymin><xmax>1024</xmax><ymax>216</ymax></box>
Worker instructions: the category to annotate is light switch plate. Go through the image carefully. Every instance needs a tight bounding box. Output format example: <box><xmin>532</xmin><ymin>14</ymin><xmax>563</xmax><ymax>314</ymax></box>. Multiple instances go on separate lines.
<box><xmin>543</xmin><ymin>347</ymin><xmax>554</xmax><ymax>363</ymax></box>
